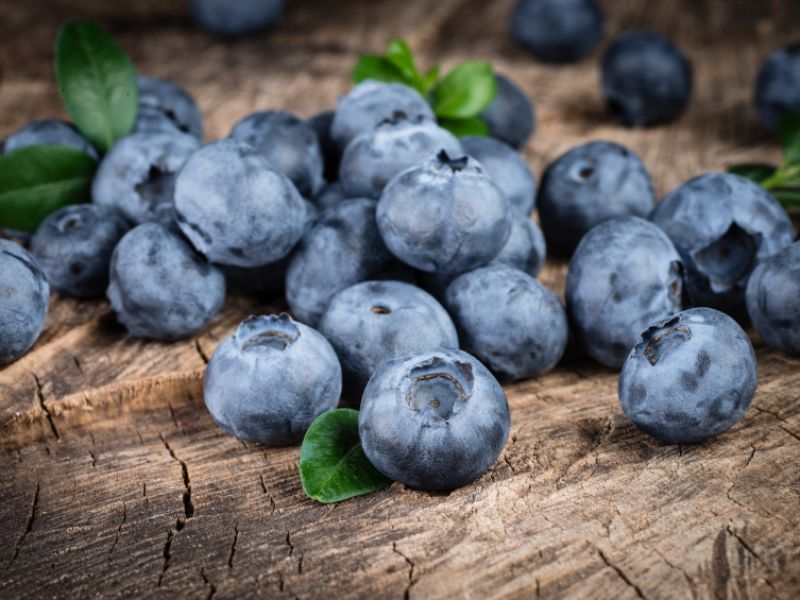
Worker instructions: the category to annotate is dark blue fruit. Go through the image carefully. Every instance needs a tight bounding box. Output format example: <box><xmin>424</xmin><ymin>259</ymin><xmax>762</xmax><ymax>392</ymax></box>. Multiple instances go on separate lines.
<box><xmin>30</xmin><ymin>205</ymin><xmax>130</xmax><ymax>298</ymax></box>
<box><xmin>619</xmin><ymin>308</ymin><xmax>757</xmax><ymax>444</ymax></box>
<box><xmin>136</xmin><ymin>76</ymin><xmax>203</xmax><ymax>141</ymax></box>
<box><xmin>359</xmin><ymin>347</ymin><xmax>510</xmax><ymax>491</ymax></box>
<box><xmin>2</xmin><ymin>119</ymin><xmax>97</xmax><ymax>159</ymax></box>
<box><xmin>480</xmin><ymin>75</ymin><xmax>535</xmax><ymax>150</ymax></box>
<box><xmin>601</xmin><ymin>31</ymin><xmax>693</xmax><ymax>126</ymax></box>
<box><xmin>755</xmin><ymin>43</ymin><xmax>800</xmax><ymax>131</ymax></box>
<box><xmin>567</xmin><ymin>217</ymin><xmax>683</xmax><ymax>368</ymax></box>
<box><xmin>746</xmin><ymin>242</ymin><xmax>800</xmax><ymax>355</ymax></box>
<box><xmin>204</xmin><ymin>314</ymin><xmax>341</xmax><ymax>446</ymax></box>
<box><xmin>190</xmin><ymin>0</ymin><xmax>284</xmax><ymax>36</ymax></box>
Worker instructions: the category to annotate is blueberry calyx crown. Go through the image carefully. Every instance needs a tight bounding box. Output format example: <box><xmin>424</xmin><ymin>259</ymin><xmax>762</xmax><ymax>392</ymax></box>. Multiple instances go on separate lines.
<box><xmin>436</xmin><ymin>150</ymin><xmax>469</xmax><ymax>173</ymax></box>
<box><xmin>641</xmin><ymin>315</ymin><xmax>692</xmax><ymax>366</ymax></box>
<box><xmin>403</xmin><ymin>355</ymin><xmax>474</xmax><ymax>422</ymax></box>
<box><xmin>377</xmin><ymin>110</ymin><xmax>424</xmax><ymax>127</ymax></box>
<box><xmin>237</xmin><ymin>313</ymin><xmax>299</xmax><ymax>351</ymax></box>
<box><xmin>690</xmin><ymin>222</ymin><xmax>761</xmax><ymax>293</ymax></box>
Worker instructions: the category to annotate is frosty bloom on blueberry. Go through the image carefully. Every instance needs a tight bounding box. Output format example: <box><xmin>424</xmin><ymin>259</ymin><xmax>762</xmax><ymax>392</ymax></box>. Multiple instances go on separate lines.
<box><xmin>2</xmin><ymin>119</ymin><xmax>98</xmax><ymax>159</ymax></box>
<box><xmin>359</xmin><ymin>348</ymin><xmax>510</xmax><ymax>491</ymax></box>
<box><xmin>619</xmin><ymin>308</ymin><xmax>757</xmax><ymax>445</ymax></box>
<box><xmin>135</xmin><ymin>75</ymin><xmax>204</xmax><ymax>140</ymax></box>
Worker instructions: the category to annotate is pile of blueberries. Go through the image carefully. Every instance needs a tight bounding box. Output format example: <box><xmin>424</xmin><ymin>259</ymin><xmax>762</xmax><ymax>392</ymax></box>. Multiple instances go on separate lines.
<box><xmin>2</xmin><ymin>0</ymin><xmax>800</xmax><ymax>494</ymax></box>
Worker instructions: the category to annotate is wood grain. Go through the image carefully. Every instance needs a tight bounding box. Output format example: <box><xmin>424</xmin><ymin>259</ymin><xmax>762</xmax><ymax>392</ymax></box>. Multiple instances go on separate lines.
<box><xmin>2</xmin><ymin>0</ymin><xmax>800</xmax><ymax>598</ymax></box>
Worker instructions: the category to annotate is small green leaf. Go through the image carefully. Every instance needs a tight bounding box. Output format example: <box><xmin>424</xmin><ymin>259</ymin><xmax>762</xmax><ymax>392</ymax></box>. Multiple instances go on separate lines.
<box><xmin>0</xmin><ymin>145</ymin><xmax>96</xmax><ymax>232</ymax></box>
<box><xmin>300</xmin><ymin>408</ymin><xmax>391</xmax><ymax>504</ymax></box>
<box><xmin>439</xmin><ymin>116</ymin><xmax>490</xmax><ymax>138</ymax></box>
<box><xmin>727</xmin><ymin>163</ymin><xmax>777</xmax><ymax>184</ymax></box>
<box><xmin>353</xmin><ymin>55</ymin><xmax>408</xmax><ymax>86</ymax></box>
<box><xmin>422</xmin><ymin>65</ymin><xmax>440</xmax><ymax>96</ymax></box>
<box><xmin>385</xmin><ymin>40</ymin><xmax>422</xmax><ymax>88</ymax></box>
<box><xmin>779</xmin><ymin>112</ymin><xmax>800</xmax><ymax>164</ymax></box>
<box><xmin>56</xmin><ymin>20</ymin><xmax>138</xmax><ymax>153</ymax></box>
<box><xmin>771</xmin><ymin>188</ymin><xmax>800</xmax><ymax>208</ymax></box>
<box><xmin>433</xmin><ymin>61</ymin><xmax>497</xmax><ymax>119</ymax></box>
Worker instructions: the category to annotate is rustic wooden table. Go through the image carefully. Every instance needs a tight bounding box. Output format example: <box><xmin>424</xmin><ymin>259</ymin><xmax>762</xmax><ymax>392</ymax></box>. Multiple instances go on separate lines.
<box><xmin>2</xmin><ymin>0</ymin><xmax>799</xmax><ymax>598</ymax></box>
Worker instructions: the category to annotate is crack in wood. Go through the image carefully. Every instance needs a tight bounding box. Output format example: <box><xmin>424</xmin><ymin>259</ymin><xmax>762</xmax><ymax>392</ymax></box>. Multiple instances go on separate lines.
<box><xmin>258</xmin><ymin>475</ymin><xmax>276</xmax><ymax>514</ymax></box>
<box><xmin>160</xmin><ymin>435</ymin><xmax>194</xmax><ymax>519</ymax></box>
<box><xmin>11</xmin><ymin>481</ymin><xmax>40</xmax><ymax>564</ymax></box>
<box><xmin>228</xmin><ymin>521</ymin><xmax>239</xmax><ymax>569</ymax></box>
<box><xmin>200</xmin><ymin>567</ymin><xmax>216</xmax><ymax>600</ymax></box>
<box><xmin>32</xmin><ymin>374</ymin><xmax>59</xmax><ymax>440</ymax></box>
<box><xmin>593</xmin><ymin>545</ymin><xmax>646</xmax><ymax>599</ymax></box>
<box><xmin>158</xmin><ymin>528</ymin><xmax>175</xmax><ymax>587</ymax></box>
<box><xmin>392</xmin><ymin>542</ymin><xmax>415</xmax><ymax>600</ymax></box>
<box><xmin>194</xmin><ymin>338</ymin><xmax>210</xmax><ymax>364</ymax></box>
<box><xmin>108</xmin><ymin>503</ymin><xmax>127</xmax><ymax>559</ymax></box>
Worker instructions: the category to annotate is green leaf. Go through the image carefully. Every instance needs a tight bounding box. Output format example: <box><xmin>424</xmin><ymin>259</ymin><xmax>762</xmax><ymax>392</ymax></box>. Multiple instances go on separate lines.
<box><xmin>727</xmin><ymin>163</ymin><xmax>776</xmax><ymax>184</ymax></box>
<box><xmin>433</xmin><ymin>61</ymin><xmax>497</xmax><ymax>119</ymax></box>
<box><xmin>439</xmin><ymin>116</ymin><xmax>490</xmax><ymax>138</ymax></box>
<box><xmin>385</xmin><ymin>40</ymin><xmax>422</xmax><ymax>88</ymax></box>
<box><xmin>422</xmin><ymin>65</ymin><xmax>440</xmax><ymax>96</ymax></box>
<box><xmin>771</xmin><ymin>188</ymin><xmax>800</xmax><ymax>207</ymax></box>
<box><xmin>779</xmin><ymin>112</ymin><xmax>800</xmax><ymax>164</ymax></box>
<box><xmin>300</xmin><ymin>409</ymin><xmax>391</xmax><ymax>504</ymax></box>
<box><xmin>0</xmin><ymin>145</ymin><xmax>96</xmax><ymax>232</ymax></box>
<box><xmin>353</xmin><ymin>55</ymin><xmax>408</xmax><ymax>86</ymax></box>
<box><xmin>56</xmin><ymin>20</ymin><xmax>138</xmax><ymax>153</ymax></box>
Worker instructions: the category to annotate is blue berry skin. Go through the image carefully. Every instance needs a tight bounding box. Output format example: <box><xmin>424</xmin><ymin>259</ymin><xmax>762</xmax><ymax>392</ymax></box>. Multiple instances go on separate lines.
<box><xmin>619</xmin><ymin>308</ymin><xmax>757</xmax><ymax>445</ymax></box>
<box><xmin>377</xmin><ymin>152</ymin><xmax>511</xmax><ymax>274</ymax></box>
<box><xmin>339</xmin><ymin>114</ymin><xmax>463</xmax><ymax>200</ymax></box>
<box><xmin>567</xmin><ymin>217</ymin><xmax>683</xmax><ymax>369</ymax></box>
<box><xmin>480</xmin><ymin>75</ymin><xmax>535</xmax><ymax>150</ymax></box>
<box><xmin>319</xmin><ymin>280</ymin><xmax>459</xmax><ymax>393</ymax></box>
<box><xmin>492</xmin><ymin>213</ymin><xmax>546</xmax><ymax>276</ymax></box>
<box><xmin>230</xmin><ymin>110</ymin><xmax>324</xmax><ymax>197</ymax></box>
<box><xmin>537</xmin><ymin>141</ymin><xmax>655</xmax><ymax>255</ymax></box>
<box><xmin>307</xmin><ymin>110</ymin><xmax>341</xmax><ymax>182</ymax></box>
<box><xmin>651</xmin><ymin>173</ymin><xmax>794</xmax><ymax>320</ymax></box>
<box><xmin>107</xmin><ymin>223</ymin><xmax>226</xmax><ymax>340</ymax></box>
<box><xmin>602</xmin><ymin>31</ymin><xmax>693</xmax><ymax>127</ymax></box>
<box><xmin>755</xmin><ymin>44</ymin><xmax>800</xmax><ymax>131</ymax></box>
<box><xmin>462</xmin><ymin>135</ymin><xmax>536</xmax><ymax>215</ymax></box>
<box><xmin>174</xmin><ymin>139</ymin><xmax>306</xmax><ymax>268</ymax></box>
<box><xmin>204</xmin><ymin>314</ymin><xmax>341</xmax><ymax>446</ymax></box>
<box><xmin>0</xmin><ymin>240</ymin><xmax>49</xmax><ymax>366</ymax></box>
<box><xmin>446</xmin><ymin>265</ymin><xmax>567</xmax><ymax>381</ymax></box>
<box><xmin>92</xmin><ymin>132</ymin><xmax>199</xmax><ymax>225</ymax></box>
<box><xmin>30</xmin><ymin>205</ymin><xmax>130</xmax><ymax>298</ymax></box>
<box><xmin>190</xmin><ymin>0</ymin><xmax>284</xmax><ymax>36</ymax></box>
<box><xmin>359</xmin><ymin>347</ymin><xmax>510</xmax><ymax>491</ymax></box>
<box><xmin>746</xmin><ymin>242</ymin><xmax>800</xmax><ymax>355</ymax></box>
<box><xmin>2</xmin><ymin>119</ymin><xmax>98</xmax><ymax>159</ymax></box>
<box><xmin>331</xmin><ymin>80</ymin><xmax>435</xmax><ymax>150</ymax></box>
<box><xmin>136</xmin><ymin>76</ymin><xmax>203</xmax><ymax>141</ymax></box>
<box><xmin>286</xmin><ymin>198</ymin><xmax>408</xmax><ymax>326</ymax></box>
<box><xmin>510</xmin><ymin>0</ymin><xmax>604</xmax><ymax>63</ymax></box>
<box><xmin>314</xmin><ymin>182</ymin><xmax>347</xmax><ymax>211</ymax></box>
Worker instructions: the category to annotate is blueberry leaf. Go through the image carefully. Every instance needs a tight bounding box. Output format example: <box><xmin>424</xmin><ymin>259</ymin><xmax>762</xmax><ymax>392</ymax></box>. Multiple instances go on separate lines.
<box><xmin>433</xmin><ymin>61</ymin><xmax>497</xmax><ymax>119</ymax></box>
<box><xmin>300</xmin><ymin>408</ymin><xmax>391</xmax><ymax>504</ymax></box>
<box><xmin>0</xmin><ymin>145</ymin><xmax>97</xmax><ymax>232</ymax></box>
<box><xmin>353</xmin><ymin>55</ymin><xmax>408</xmax><ymax>87</ymax></box>
<box><xmin>385</xmin><ymin>39</ymin><xmax>424</xmax><ymax>91</ymax></box>
<box><xmin>439</xmin><ymin>116</ymin><xmax>490</xmax><ymax>137</ymax></box>
<box><xmin>779</xmin><ymin>112</ymin><xmax>800</xmax><ymax>165</ymax></box>
<box><xmin>727</xmin><ymin>163</ymin><xmax>777</xmax><ymax>184</ymax></box>
<box><xmin>422</xmin><ymin>65</ymin><xmax>441</xmax><ymax>95</ymax></box>
<box><xmin>55</xmin><ymin>20</ymin><xmax>138</xmax><ymax>153</ymax></box>
<box><xmin>771</xmin><ymin>188</ymin><xmax>800</xmax><ymax>208</ymax></box>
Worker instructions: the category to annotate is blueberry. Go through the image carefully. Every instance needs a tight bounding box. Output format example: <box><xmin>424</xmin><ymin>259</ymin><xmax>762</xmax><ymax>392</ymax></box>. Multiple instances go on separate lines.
<box><xmin>107</xmin><ymin>223</ymin><xmax>226</xmax><ymax>340</ymax></box>
<box><xmin>286</xmin><ymin>198</ymin><xmax>408</xmax><ymax>325</ymax></box>
<box><xmin>319</xmin><ymin>280</ymin><xmax>458</xmax><ymax>393</ymax></box>
<box><xmin>174</xmin><ymin>139</ymin><xmax>306</xmax><ymax>267</ymax></box>
<box><xmin>480</xmin><ymin>74</ymin><xmax>536</xmax><ymax>150</ymax></box>
<box><xmin>746</xmin><ymin>242</ymin><xmax>800</xmax><ymax>355</ymax></box>
<box><xmin>0</xmin><ymin>240</ymin><xmax>49</xmax><ymax>365</ymax></box>
<box><xmin>601</xmin><ymin>31</ymin><xmax>693</xmax><ymax>126</ymax></box>
<box><xmin>314</xmin><ymin>182</ymin><xmax>347</xmax><ymax>211</ymax></box>
<box><xmin>445</xmin><ymin>265</ymin><xmax>567</xmax><ymax>381</ymax></box>
<box><xmin>2</xmin><ymin>119</ymin><xmax>97</xmax><ymax>159</ymax></box>
<box><xmin>462</xmin><ymin>135</ymin><xmax>536</xmax><ymax>215</ymax></box>
<box><xmin>92</xmin><ymin>132</ymin><xmax>199</xmax><ymax>225</ymax></box>
<box><xmin>331</xmin><ymin>80</ymin><xmax>435</xmax><ymax>150</ymax></box>
<box><xmin>492</xmin><ymin>213</ymin><xmax>546</xmax><ymax>276</ymax></box>
<box><xmin>359</xmin><ymin>347</ymin><xmax>510</xmax><ymax>491</ymax></box>
<box><xmin>377</xmin><ymin>151</ymin><xmax>511</xmax><ymax>273</ymax></box>
<box><xmin>537</xmin><ymin>141</ymin><xmax>655</xmax><ymax>255</ymax></box>
<box><xmin>651</xmin><ymin>172</ymin><xmax>794</xmax><ymax>320</ymax></box>
<box><xmin>230</xmin><ymin>110</ymin><xmax>324</xmax><ymax>197</ymax></box>
<box><xmin>510</xmin><ymin>0</ymin><xmax>604</xmax><ymax>63</ymax></box>
<box><xmin>755</xmin><ymin>43</ymin><xmax>800</xmax><ymax>131</ymax></box>
<box><xmin>339</xmin><ymin>113</ymin><xmax>462</xmax><ymax>200</ymax></box>
<box><xmin>30</xmin><ymin>205</ymin><xmax>130</xmax><ymax>298</ymax></box>
<box><xmin>204</xmin><ymin>314</ymin><xmax>341</xmax><ymax>446</ymax></box>
<box><xmin>190</xmin><ymin>0</ymin><xmax>284</xmax><ymax>36</ymax></box>
<box><xmin>619</xmin><ymin>308</ymin><xmax>757</xmax><ymax>444</ymax></box>
<box><xmin>136</xmin><ymin>76</ymin><xmax>203</xmax><ymax>141</ymax></box>
<box><xmin>307</xmin><ymin>110</ymin><xmax>341</xmax><ymax>182</ymax></box>
<box><xmin>567</xmin><ymin>217</ymin><xmax>683</xmax><ymax>368</ymax></box>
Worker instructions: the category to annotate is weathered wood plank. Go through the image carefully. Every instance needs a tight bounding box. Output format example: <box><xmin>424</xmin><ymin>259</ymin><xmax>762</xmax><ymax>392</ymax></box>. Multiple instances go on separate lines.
<box><xmin>2</xmin><ymin>0</ymin><xmax>800</xmax><ymax>598</ymax></box>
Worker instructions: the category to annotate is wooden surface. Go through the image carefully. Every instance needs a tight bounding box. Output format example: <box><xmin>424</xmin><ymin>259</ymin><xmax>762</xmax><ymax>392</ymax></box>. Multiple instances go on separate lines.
<box><xmin>2</xmin><ymin>0</ymin><xmax>800</xmax><ymax>598</ymax></box>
